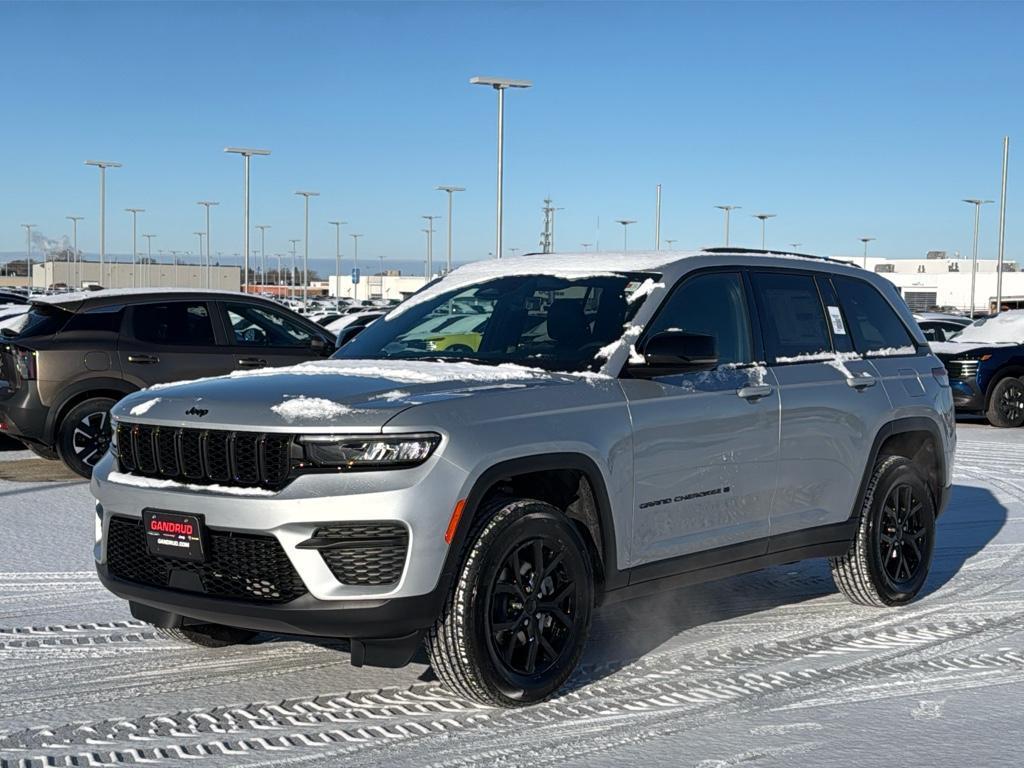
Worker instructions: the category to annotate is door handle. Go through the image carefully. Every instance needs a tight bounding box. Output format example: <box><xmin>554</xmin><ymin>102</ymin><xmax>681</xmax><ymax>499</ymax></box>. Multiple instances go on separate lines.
<box><xmin>237</xmin><ymin>357</ymin><xmax>268</xmax><ymax>368</ymax></box>
<box><xmin>127</xmin><ymin>354</ymin><xmax>159</xmax><ymax>364</ymax></box>
<box><xmin>847</xmin><ymin>375</ymin><xmax>877</xmax><ymax>390</ymax></box>
<box><xmin>736</xmin><ymin>384</ymin><xmax>773</xmax><ymax>401</ymax></box>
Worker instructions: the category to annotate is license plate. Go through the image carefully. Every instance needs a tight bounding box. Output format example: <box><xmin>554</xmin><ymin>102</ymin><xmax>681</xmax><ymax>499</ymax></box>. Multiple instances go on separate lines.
<box><xmin>143</xmin><ymin>510</ymin><xmax>206</xmax><ymax>562</ymax></box>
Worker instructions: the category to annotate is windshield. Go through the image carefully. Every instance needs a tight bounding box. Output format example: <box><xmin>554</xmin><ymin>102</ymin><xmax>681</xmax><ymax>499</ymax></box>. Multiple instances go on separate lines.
<box><xmin>334</xmin><ymin>273</ymin><xmax>655</xmax><ymax>372</ymax></box>
<box><xmin>0</xmin><ymin>303</ymin><xmax>70</xmax><ymax>339</ymax></box>
<box><xmin>948</xmin><ymin>311</ymin><xmax>1024</xmax><ymax>344</ymax></box>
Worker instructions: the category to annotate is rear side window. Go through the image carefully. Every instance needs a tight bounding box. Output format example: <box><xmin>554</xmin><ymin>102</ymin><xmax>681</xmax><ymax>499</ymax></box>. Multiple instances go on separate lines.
<box><xmin>132</xmin><ymin>302</ymin><xmax>215</xmax><ymax>346</ymax></box>
<box><xmin>645</xmin><ymin>272</ymin><xmax>752</xmax><ymax>365</ymax></box>
<box><xmin>61</xmin><ymin>305</ymin><xmax>124</xmax><ymax>334</ymax></box>
<box><xmin>833</xmin><ymin>276</ymin><xmax>916</xmax><ymax>354</ymax></box>
<box><xmin>751</xmin><ymin>272</ymin><xmax>832</xmax><ymax>361</ymax></box>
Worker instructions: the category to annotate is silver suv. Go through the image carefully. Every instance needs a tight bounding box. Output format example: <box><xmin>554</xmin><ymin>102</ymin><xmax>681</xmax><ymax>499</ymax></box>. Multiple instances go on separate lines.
<box><xmin>93</xmin><ymin>249</ymin><xmax>955</xmax><ymax>707</ymax></box>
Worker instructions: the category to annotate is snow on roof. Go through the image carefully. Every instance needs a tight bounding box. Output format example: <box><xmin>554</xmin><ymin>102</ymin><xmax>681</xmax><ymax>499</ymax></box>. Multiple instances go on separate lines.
<box><xmin>948</xmin><ymin>310</ymin><xmax>1024</xmax><ymax>344</ymax></box>
<box><xmin>32</xmin><ymin>287</ymin><xmax>255</xmax><ymax>306</ymax></box>
<box><xmin>387</xmin><ymin>249</ymin><xmax>850</xmax><ymax>319</ymax></box>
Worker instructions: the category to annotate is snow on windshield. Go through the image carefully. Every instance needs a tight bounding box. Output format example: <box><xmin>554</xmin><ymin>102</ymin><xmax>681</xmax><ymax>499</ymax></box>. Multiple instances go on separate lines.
<box><xmin>948</xmin><ymin>311</ymin><xmax>1024</xmax><ymax>344</ymax></box>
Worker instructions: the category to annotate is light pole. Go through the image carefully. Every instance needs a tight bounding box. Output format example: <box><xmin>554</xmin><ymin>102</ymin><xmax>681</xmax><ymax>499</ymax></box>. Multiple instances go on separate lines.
<box><xmin>328</xmin><ymin>220</ymin><xmax>346</xmax><ymax>297</ymax></box>
<box><xmin>996</xmin><ymin>136</ymin><xmax>1010</xmax><ymax>311</ymax></box>
<box><xmin>421</xmin><ymin>230</ymin><xmax>431</xmax><ymax>278</ymax></box>
<box><xmin>615</xmin><ymin>219</ymin><xmax>636</xmax><ymax>253</ymax></box>
<box><xmin>66</xmin><ymin>215</ymin><xmax>83</xmax><ymax>288</ymax></box>
<box><xmin>295</xmin><ymin>191</ymin><xmax>319</xmax><ymax>303</ymax></box>
<box><xmin>378</xmin><ymin>255</ymin><xmax>385</xmax><ymax>299</ymax></box>
<box><xmin>194</xmin><ymin>232</ymin><xmax>206</xmax><ymax>285</ymax></box>
<box><xmin>664</xmin><ymin>239</ymin><xmax>676</xmax><ymax>250</ymax></box>
<box><xmin>655</xmin><ymin>184</ymin><xmax>662</xmax><ymax>250</ymax></box>
<box><xmin>142</xmin><ymin>234</ymin><xmax>155</xmax><ymax>288</ymax></box>
<box><xmin>421</xmin><ymin>215</ymin><xmax>440</xmax><ymax>277</ymax></box>
<box><xmin>125</xmin><ymin>208</ymin><xmax>144</xmax><ymax>288</ymax></box>
<box><xmin>21</xmin><ymin>224</ymin><xmax>34</xmax><ymax>286</ymax></box>
<box><xmin>350</xmin><ymin>234</ymin><xmax>362</xmax><ymax>301</ymax></box>
<box><xmin>470</xmin><ymin>76</ymin><xmax>532</xmax><ymax>259</ymax></box>
<box><xmin>963</xmin><ymin>199</ymin><xmax>994</xmax><ymax>318</ymax></box>
<box><xmin>436</xmin><ymin>185</ymin><xmax>465</xmax><ymax>274</ymax></box>
<box><xmin>85</xmin><ymin>160</ymin><xmax>121</xmax><ymax>287</ymax></box>
<box><xmin>581</xmin><ymin>243</ymin><xmax>591</xmax><ymax>252</ymax></box>
<box><xmin>288</xmin><ymin>238</ymin><xmax>301</xmax><ymax>299</ymax></box>
<box><xmin>224</xmin><ymin>147</ymin><xmax>270</xmax><ymax>293</ymax></box>
<box><xmin>753</xmin><ymin>213</ymin><xmax>776</xmax><ymax>250</ymax></box>
<box><xmin>197</xmin><ymin>201</ymin><xmax>219</xmax><ymax>290</ymax></box>
<box><xmin>169</xmin><ymin>250</ymin><xmax>180</xmax><ymax>287</ymax></box>
<box><xmin>256</xmin><ymin>225</ymin><xmax>271</xmax><ymax>290</ymax></box>
<box><xmin>714</xmin><ymin>205</ymin><xmax>740</xmax><ymax>246</ymax></box>
<box><xmin>859</xmin><ymin>236</ymin><xmax>876</xmax><ymax>269</ymax></box>
<box><xmin>789</xmin><ymin>242</ymin><xmax>802</xmax><ymax>251</ymax></box>
<box><xmin>274</xmin><ymin>254</ymin><xmax>283</xmax><ymax>287</ymax></box>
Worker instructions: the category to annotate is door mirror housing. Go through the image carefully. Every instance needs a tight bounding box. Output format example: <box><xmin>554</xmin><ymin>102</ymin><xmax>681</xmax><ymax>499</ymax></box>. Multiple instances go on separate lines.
<box><xmin>636</xmin><ymin>331</ymin><xmax>719</xmax><ymax>373</ymax></box>
<box><xmin>310</xmin><ymin>335</ymin><xmax>329</xmax><ymax>353</ymax></box>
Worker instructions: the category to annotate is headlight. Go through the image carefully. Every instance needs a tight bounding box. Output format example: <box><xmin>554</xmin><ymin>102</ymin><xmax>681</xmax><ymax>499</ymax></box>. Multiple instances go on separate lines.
<box><xmin>298</xmin><ymin>433</ymin><xmax>440</xmax><ymax>469</ymax></box>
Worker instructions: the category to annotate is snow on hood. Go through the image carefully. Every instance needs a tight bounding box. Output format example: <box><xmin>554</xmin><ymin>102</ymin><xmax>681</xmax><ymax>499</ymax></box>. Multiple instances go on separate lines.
<box><xmin>941</xmin><ymin>311</ymin><xmax>1024</xmax><ymax>345</ymax></box>
<box><xmin>115</xmin><ymin>359</ymin><xmax>601</xmax><ymax>432</ymax></box>
<box><xmin>929</xmin><ymin>340</ymin><xmax>1013</xmax><ymax>356</ymax></box>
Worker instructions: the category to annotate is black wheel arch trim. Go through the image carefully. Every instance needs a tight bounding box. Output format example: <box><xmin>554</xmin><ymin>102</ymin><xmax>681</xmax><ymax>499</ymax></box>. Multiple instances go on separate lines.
<box><xmin>44</xmin><ymin>378</ymin><xmax>137</xmax><ymax>446</ymax></box>
<box><xmin>444</xmin><ymin>453</ymin><xmax>625</xmax><ymax>598</ymax></box>
<box><xmin>852</xmin><ymin>416</ymin><xmax>950</xmax><ymax>522</ymax></box>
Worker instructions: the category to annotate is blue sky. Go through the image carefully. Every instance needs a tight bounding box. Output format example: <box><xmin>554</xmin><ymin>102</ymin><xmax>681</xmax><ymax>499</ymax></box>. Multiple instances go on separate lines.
<box><xmin>1</xmin><ymin>0</ymin><xmax>1022</xmax><ymax>275</ymax></box>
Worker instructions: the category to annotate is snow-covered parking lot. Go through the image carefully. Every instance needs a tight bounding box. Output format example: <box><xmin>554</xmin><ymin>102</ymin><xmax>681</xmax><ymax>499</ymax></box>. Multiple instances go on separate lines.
<box><xmin>0</xmin><ymin>421</ymin><xmax>1021</xmax><ymax>767</ymax></box>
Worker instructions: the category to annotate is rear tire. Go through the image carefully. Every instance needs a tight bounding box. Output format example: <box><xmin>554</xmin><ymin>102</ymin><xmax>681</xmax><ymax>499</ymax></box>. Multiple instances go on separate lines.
<box><xmin>56</xmin><ymin>397</ymin><xmax>117</xmax><ymax>478</ymax></box>
<box><xmin>426</xmin><ymin>497</ymin><xmax>593</xmax><ymax>707</ymax></box>
<box><xmin>986</xmin><ymin>376</ymin><xmax>1024</xmax><ymax>428</ymax></box>
<box><xmin>154</xmin><ymin>624</ymin><xmax>258</xmax><ymax>648</ymax></box>
<box><xmin>830</xmin><ymin>456</ymin><xmax>936</xmax><ymax>607</ymax></box>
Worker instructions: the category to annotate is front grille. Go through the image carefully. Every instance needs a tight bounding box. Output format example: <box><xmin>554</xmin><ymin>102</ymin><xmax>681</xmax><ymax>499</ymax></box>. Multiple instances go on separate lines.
<box><xmin>106</xmin><ymin>516</ymin><xmax>307</xmax><ymax>603</ymax></box>
<box><xmin>945</xmin><ymin>360</ymin><xmax>979</xmax><ymax>381</ymax></box>
<box><xmin>313</xmin><ymin>522</ymin><xmax>409</xmax><ymax>586</ymax></box>
<box><xmin>116</xmin><ymin>423</ymin><xmax>294</xmax><ymax>490</ymax></box>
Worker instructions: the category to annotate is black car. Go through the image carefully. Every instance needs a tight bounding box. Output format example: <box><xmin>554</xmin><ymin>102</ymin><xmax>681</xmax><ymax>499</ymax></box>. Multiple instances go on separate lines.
<box><xmin>0</xmin><ymin>289</ymin><xmax>337</xmax><ymax>476</ymax></box>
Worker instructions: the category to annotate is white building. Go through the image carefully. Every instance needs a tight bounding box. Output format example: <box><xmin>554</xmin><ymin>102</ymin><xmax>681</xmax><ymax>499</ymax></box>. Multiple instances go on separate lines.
<box><xmin>329</xmin><ymin>271</ymin><xmax>428</xmax><ymax>302</ymax></box>
<box><xmin>836</xmin><ymin>253</ymin><xmax>1023</xmax><ymax>313</ymax></box>
<box><xmin>33</xmin><ymin>261</ymin><xmax>241</xmax><ymax>292</ymax></box>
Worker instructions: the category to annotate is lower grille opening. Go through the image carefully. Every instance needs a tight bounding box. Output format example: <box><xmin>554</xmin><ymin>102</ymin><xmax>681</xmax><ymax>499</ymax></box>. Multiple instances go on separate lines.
<box><xmin>106</xmin><ymin>516</ymin><xmax>307</xmax><ymax>603</ymax></box>
<box><xmin>312</xmin><ymin>523</ymin><xmax>409</xmax><ymax>586</ymax></box>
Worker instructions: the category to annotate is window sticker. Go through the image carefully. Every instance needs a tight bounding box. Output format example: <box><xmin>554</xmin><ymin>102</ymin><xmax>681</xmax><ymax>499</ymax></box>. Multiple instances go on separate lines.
<box><xmin>827</xmin><ymin>305</ymin><xmax>847</xmax><ymax>335</ymax></box>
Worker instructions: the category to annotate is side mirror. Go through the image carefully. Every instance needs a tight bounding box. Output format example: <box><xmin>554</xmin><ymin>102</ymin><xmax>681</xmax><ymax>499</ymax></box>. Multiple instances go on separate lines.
<box><xmin>310</xmin><ymin>336</ymin><xmax>329</xmax><ymax>353</ymax></box>
<box><xmin>337</xmin><ymin>325</ymin><xmax>367</xmax><ymax>347</ymax></box>
<box><xmin>636</xmin><ymin>331</ymin><xmax>718</xmax><ymax>373</ymax></box>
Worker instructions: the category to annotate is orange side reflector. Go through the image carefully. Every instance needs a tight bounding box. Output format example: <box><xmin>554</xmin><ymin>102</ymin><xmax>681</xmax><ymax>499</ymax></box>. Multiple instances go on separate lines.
<box><xmin>445</xmin><ymin>499</ymin><xmax>467</xmax><ymax>544</ymax></box>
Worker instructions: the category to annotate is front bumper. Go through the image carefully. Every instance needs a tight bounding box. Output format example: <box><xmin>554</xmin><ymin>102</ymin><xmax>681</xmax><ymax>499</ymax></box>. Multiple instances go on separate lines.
<box><xmin>92</xmin><ymin>447</ymin><xmax>468</xmax><ymax>632</ymax></box>
<box><xmin>950</xmin><ymin>377</ymin><xmax>985</xmax><ymax>412</ymax></box>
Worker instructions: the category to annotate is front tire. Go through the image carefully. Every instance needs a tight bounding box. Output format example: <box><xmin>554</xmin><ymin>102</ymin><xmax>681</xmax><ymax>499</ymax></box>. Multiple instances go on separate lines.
<box><xmin>426</xmin><ymin>498</ymin><xmax>594</xmax><ymax>707</ymax></box>
<box><xmin>56</xmin><ymin>397</ymin><xmax>117</xmax><ymax>478</ymax></box>
<box><xmin>153</xmin><ymin>624</ymin><xmax>257</xmax><ymax>648</ymax></box>
<box><xmin>830</xmin><ymin>456</ymin><xmax>936</xmax><ymax>607</ymax></box>
<box><xmin>986</xmin><ymin>376</ymin><xmax>1024</xmax><ymax>428</ymax></box>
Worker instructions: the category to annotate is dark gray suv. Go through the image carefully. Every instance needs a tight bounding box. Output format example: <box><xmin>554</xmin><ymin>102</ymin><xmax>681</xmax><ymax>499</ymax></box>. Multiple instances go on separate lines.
<box><xmin>0</xmin><ymin>289</ymin><xmax>336</xmax><ymax>477</ymax></box>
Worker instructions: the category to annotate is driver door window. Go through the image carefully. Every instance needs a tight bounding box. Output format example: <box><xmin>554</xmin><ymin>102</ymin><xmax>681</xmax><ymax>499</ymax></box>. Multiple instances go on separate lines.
<box><xmin>224</xmin><ymin>303</ymin><xmax>314</xmax><ymax>348</ymax></box>
<box><xmin>643</xmin><ymin>271</ymin><xmax>753</xmax><ymax>367</ymax></box>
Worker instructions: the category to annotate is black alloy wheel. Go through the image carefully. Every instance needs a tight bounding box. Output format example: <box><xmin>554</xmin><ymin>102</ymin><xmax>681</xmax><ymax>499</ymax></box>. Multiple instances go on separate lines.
<box><xmin>57</xmin><ymin>397</ymin><xmax>118</xmax><ymax>478</ymax></box>
<box><xmin>877</xmin><ymin>483</ymin><xmax>930</xmax><ymax>588</ymax></box>
<box><xmin>987</xmin><ymin>377</ymin><xmax>1024</xmax><ymax>428</ymax></box>
<box><xmin>486</xmin><ymin>537</ymin><xmax>580</xmax><ymax>679</ymax></box>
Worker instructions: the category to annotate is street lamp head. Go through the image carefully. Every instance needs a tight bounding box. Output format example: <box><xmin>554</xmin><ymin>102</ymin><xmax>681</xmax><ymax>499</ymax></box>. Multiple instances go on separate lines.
<box><xmin>197</xmin><ymin>200</ymin><xmax>219</xmax><ymax>207</ymax></box>
<box><xmin>714</xmin><ymin>204</ymin><xmax>740</xmax><ymax>212</ymax></box>
<box><xmin>436</xmin><ymin>185</ymin><xmax>466</xmax><ymax>193</ymax></box>
<box><xmin>224</xmin><ymin>147</ymin><xmax>271</xmax><ymax>157</ymax></box>
<box><xmin>125</xmin><ymin>208</ymin><xmax>145</xmax><ymax>214</ymax></box>
<box><xmin>470</xmin><ymin>76</ymin><xmax>532</xmax><ymax>89</ymax></box>
<box><xmin>295</xmin><ymin>190</ymin><xmax>320</xmax><ymax>198</ymax></box>
<box><xmin>962</xmin><ymin>198</ymin><xmax>995</xmax><ymax>205</ymax></box>
<box><xmin>66</xmin><ymin>215</ymin><xmax>84</xmax><ymax>221</ymax></box>
<box><xmin>859</xmin><ymin>236</ymin><xmax>876</xmax><ymax>243</ymax></box>
<box><xmin>84</xmin><ymin>160</ymin><xmax>122</xmax><ymax>168</ymax></box>
<box><xmin>615</xmin><ymin>219</ymin><xmax>637</xmax><ymax>226</ymax></box>
<box><xmin>753</xmin><ymin>213</ymin><xmax>776</xmax><ymax>221</ymax></box>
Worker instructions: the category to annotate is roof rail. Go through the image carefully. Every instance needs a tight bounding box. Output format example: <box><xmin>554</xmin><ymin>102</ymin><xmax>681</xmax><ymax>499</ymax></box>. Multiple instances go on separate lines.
<box><xmin>702</xmin><ymin>247</ymin><xmax>861</xmax><ymax>269</ymax></box>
